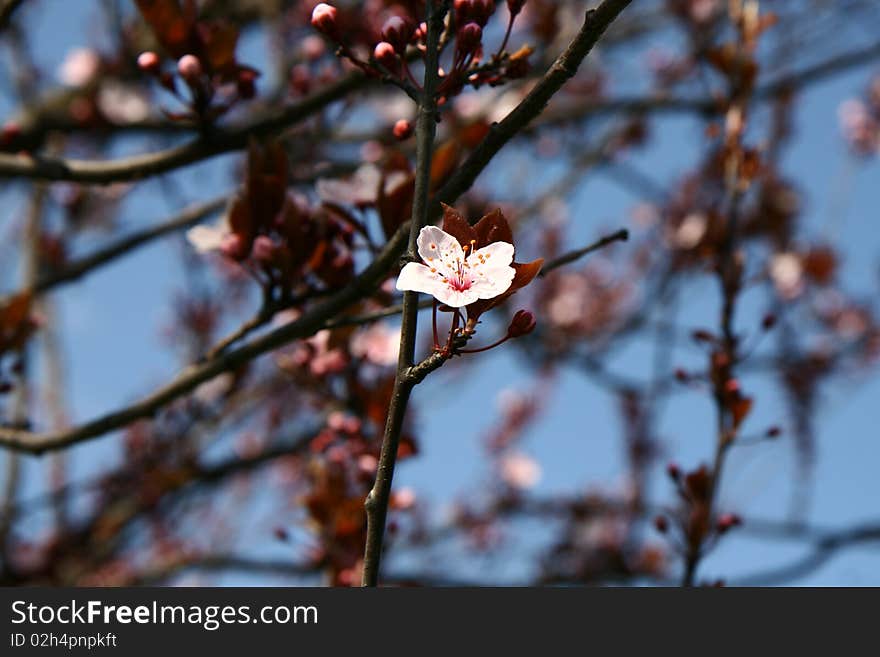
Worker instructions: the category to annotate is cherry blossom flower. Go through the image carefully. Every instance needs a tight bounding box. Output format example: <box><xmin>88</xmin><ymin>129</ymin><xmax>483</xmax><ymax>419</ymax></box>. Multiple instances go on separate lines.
<box><xmin>97</xmin><ymin>82</ymin><xmax>150</xmax><ymax>123</ymax></box>
<box><xmin>396</xmin><ymin>225</ymin><xmax>516</xmax><ymax>308</ymax></box>
<box><xmin>350</xmin><ymin>322</ymin><xmax>400</xmax><ymax>366</ymax></box>
<box><xmin>58</xmin><ymin>48</ymin><xmax>100</xmax><ymax>87</ymax></box>
<box><xmin>770</xmin><ymin>252</ymin><xmax>804</xmax><ymax>299</ymax></box>
<box><xmin>186</xmin><ymin>214</ymin><xmax>230</xmax><ymax>253</ymax></box>
<box><xmin>316</xmin><ymin>164</ymin><xmax>409</xmax><ymax>207</ymax></box>
<box><xmin>499</xmin><ymin>451</ymin><xmax>542</xmax><ymax>490</ymax></box>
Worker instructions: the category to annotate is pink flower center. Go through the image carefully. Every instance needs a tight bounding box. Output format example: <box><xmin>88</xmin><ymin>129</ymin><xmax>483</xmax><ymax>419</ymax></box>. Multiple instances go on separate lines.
<box><xmin>447</xmin><ymin>258</ymin><xmax>472</xmax><ymax>292</ymax></box>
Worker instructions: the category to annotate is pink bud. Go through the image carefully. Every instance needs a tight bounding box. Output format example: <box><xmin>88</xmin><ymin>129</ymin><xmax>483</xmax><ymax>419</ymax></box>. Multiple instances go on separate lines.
<box><xmin>454</xmin><ymin>0</ymin><xmax>475</xmax><ymax>20</ymax></box>
<box><xmin>393</xmin><ymin>119</ymin><xmax>413</xmax><ymax>140</ymax></box>
<box><xmin>457</xmin><ymin>22</ymin><xmax>483</xmax><ymax>55</ymax></box>
<box><xmin>237</xmin><ymin>69</ymin><xmax>258</xmax><ymax>99</ymax></box>
<box><xmin>716</xmin><ymin>513</ymin><xmax>742</xmax><ymax>533</ymax></box>
<box><xmin>251</xmin><ymin>236</ymin><xmax>276</xmax><ymax>263</ymax></box>
<box><xmin>373</xmin><ymin>41</ymin><xmax>398</xmax><ymax>70</ymax></box>
<box><xmin>1</xmin><ymin>122</ymin><xmax>20</xmax><ymax>146</ymax></box>
<box><xmin>470</xmin><ymin>0</ymin><xmax>496</xmax><ymax>26</ymax></box>
<box><xmin>507</xmin><ymin>309</ymin><xmax>536</xmax><ymax>338</ymax></box>
<box><xmin>507</xmin><ymin>0</ymin><xmax>526</xmax><ymax>17</ymax></box>
<box><xmin>382</xmin><ymin>15</ymin><xmax>415</xmax><ymax>54</ymax></box>
<box><xmin>311</xmin><ymin>3</ymin><xmax>339</xmax><ymax>38</ymax></box>
<box><xmin>220</xmin><ymin>233</ymin><xmax>248</xmax><ymax>261</ymax></box>
<box><xmin>177</xmin><ymin>54</ymin><xmax>202</xmax><ymax>81</ymax></box>
<box><xmin>137</xmin><ymin>51</ymin><xmax>161</xmax><ymax>74</ymax></box>
<box><xmin>666</xmin><ymin>462</ymin><xmax>681</xmax><ymax>480</ymax></box>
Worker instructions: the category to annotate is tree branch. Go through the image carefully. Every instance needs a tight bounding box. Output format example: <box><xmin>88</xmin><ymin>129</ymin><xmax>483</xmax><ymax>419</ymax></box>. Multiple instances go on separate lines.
<box><xmin>0</xmin><ymin>0</ymin><xmax>636</xmax><ymax>457</ymax></box>
<box><xmin>0</xmin><ymin>71</ymin><xmax>367</xmax><ymax>184</ymax></box>
<box><xmin>361</xmin><ymin>0</ymin><xmax>446</xmax><ymax>588</ymax></box>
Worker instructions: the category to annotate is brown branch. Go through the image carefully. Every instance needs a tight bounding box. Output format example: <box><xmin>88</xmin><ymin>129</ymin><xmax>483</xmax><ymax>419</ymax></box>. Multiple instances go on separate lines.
<box><xmin>361</xmin><ymin>1</ymin><xmax>446</xmax><ymax>588</ymax></box>
<box><xmin>0</xmin><ymin>0</ymin><xmax>24</xmax><ymax>30</ymax></box>
<box><xmin>361</xmin><ymin>0</ymin><xmax>637</xmax><ymax>587</ymax></box>
<box><xmin>0</xmin><ymin>1</ymin><xmax>635</xmax><ymax>457</ymax></box>
<box><xmin>32</xmin><ymin>195</ymin><xmax>226</xmax><ymax>297</ymax></box>
<box><xmin>0</xmin><ymin>71</ymin><xmax>368</xmax><ymax>184</ymax></box>
<box><xmin>0</xmin><ymin>225</ymin><xmax>407</xmax><ymax>454</ymax></box>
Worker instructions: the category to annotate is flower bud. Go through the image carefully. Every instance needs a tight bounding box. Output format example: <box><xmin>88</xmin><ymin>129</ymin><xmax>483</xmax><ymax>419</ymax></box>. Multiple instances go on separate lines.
<box><xmin>766</xmin><ymin>425</ymin><xmax>782</xmax><ymax>438</ymax></box>
<box><xmin>237</xmin><ymin>69</ymin><xmax>258</xmax><ymax>99</ymax></box>
<box><xmin>666</xmin><ymin>461</ymin><xmax>681</xmax><ymax>480</ymax></box>
<box><xmin>311</xmin><ymin>3</ymin><xmax>339</xmax><ymax>39</ymax></box>
<box><xmin>471</xmin><ymin>0</ymin><xmax>496</xmax><ymax>26</ymax></box>
<box><xmin>457</xmin><ymin>22</ymin><xmax>483</xmax><ymax>55</ymax></box>
<box><xmin>507</xmin><ymin>0</ymin><xmax>526</xmax><ymax>17</ymax></box>
<box><xmin>716</xmin><ymin>513</ymin><xmax>742</xmax><ymax>533</ymax></box>
<box><xmin>381</xmin><ymin>15</ymin><xmax>414</xmax><ymax>54</ymax></box>
<box><xmin>373</xmin><ymin>41</ymin><xmax>398</xmax><ymax>71</ymax></box>
<box><xmin>137</xmin><ymin>51</ymin><xmax>161</xmax><ymax>74</ymax></box>
<box><xmin>177</xmin><ymin>54</ymin><xmax>203</xmax><ymax>82</ymax></box>
<box><xmin>654</xmin><ymin>515</ymin><xmax>669</xmax><ymax>533</ymax></box>
<box><xmin>0</xmin><ymin>121</ymin><xmax>20</xmax><ymax>147</ymax></box>
<box><xmin>723</xmin><ymin>378</ymin><xmax>740</xmax><ymax>395</ymax></box>
<box><xmin>454</xmin><ymin>0</ymin><xmax>474</xmax><ymax>20</ymax></box>
<box><xmin>220</xmin><ymin>233</ymin><xmax>248</xmax><ymax>261</ymax></box>
<box><xmin>251</xmin><ymin>235</ymin><xmax>276</xmax><ymax>263</ymax></box>
<box><xmin>507</xmin><ymin>309</ymin><xmax>536</xmax><ymax>338</ymax></box>
<box><xmin>393</xmin><ymin>119</ymin><xmax>413</xmax><ymax>140</ymax></box>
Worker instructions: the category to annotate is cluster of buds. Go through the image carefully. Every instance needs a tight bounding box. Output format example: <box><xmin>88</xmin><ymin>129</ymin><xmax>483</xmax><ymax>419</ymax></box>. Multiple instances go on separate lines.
<box><xmin>312</xmin><ymin>4</ymin><xmax>420</xmax><ymax>83</ymax></box>
<box><xmin>310</xmin><ymin>2</ymin><xmax>533</xmax><ymax>132</ymax></box>
<box><xmin>657</xmin><ymin>462</ymin><xmax>743</xmax><ymax>559</ymax></box>
<box><xmin>302</xmin><ymin>403</ymin><xmax>419</xmax><ymax>586</ymax></box>
<box><xmin>188</xmin><ymin>142</ymin><xmax>355</xmax><ymax>302</ymax></box>
<box><xmin>137</xmin><ymin>49</ymin><xmax>259</xmax><ymax>122</ymax></box>
<box><xmin>440</xmin><ymin>0</ymin><xmax>533</xmax><ymax>97</ymax></box>
<box><xmin>132</xmin><ymin>1</ymin><xmax>259</xmax><ymax>123</ymax></box>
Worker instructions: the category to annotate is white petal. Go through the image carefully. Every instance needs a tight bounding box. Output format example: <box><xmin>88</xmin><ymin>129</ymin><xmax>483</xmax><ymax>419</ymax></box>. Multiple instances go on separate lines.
<box><xmin>186</xmin><ymin>224</ymin><xmax>226</xmax><ymax>253</ymax></box>
<box><xmin>468</xmin><ymin>240</ymin><xmax>514</xmax><ymax>268</ymax></box>
<box><xmin>468</xmin><ymin>265</ymin><xmax>516</xmax><ymax>299</ymax></box>
<box><xmin>396</xmin><ymin>262</ymin><xmax>446</xmax><ymax>295</ymax></box>
<box><xmin>417</xmin><ymin>226</ymin><xmax>464</xmax><ymax>277</ymax></box>
<box><xmin>316</xmin><ymin>164</ymin><xmax>381</xmax><ymax>205</ymax></box>
<box><xmin>466</xmin><ymin>240</ymin><xmax>516</xmax><ymax>299</ymax></box>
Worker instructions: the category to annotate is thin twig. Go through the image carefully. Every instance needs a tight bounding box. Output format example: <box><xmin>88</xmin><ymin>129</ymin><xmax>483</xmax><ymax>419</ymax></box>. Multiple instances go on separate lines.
<box><xmin>361</xmin><ymin>0</ymin><xmax>447</xmax><ymax>588</ymax></box>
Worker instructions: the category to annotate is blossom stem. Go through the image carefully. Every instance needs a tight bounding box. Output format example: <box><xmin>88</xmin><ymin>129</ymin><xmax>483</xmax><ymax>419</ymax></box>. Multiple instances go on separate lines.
<box><xmin>457</xmin><ymin>334</ymin><xmax>511</xmax><ymax>354</ymax></box>
<box><xmin>497</xmin><ymin>16</ymin><xmax>515</xmax><ymax>59</ymax></box>
<box><xmin>362</xmin><ymin>0</ymin><xmax>447</xmax><ymax>588</ymax></box>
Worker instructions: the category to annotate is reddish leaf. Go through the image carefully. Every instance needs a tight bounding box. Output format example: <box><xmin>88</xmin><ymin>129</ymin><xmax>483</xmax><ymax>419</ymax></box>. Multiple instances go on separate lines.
<box><xmin>731</xmin><ymin>396</ymin><xmax>753</xmax><ymax>431</ymax></box>
<box><xmin>440</xmin><ymin>203</ymin><xmax>477</xmax><ymax>246</ymax></box>
<box><xmin>429</xmin><ymin>140</ymin><xmax>460</xmax><ymax>190</ymax></box>
<box><xmin>377</xmin><ymin>173</ymin><xmax>414</xmax><ymax>240</ymax></box>
<box><xmin>135</xmin><ymin>0</ymin><xmax>192</xmax><ymax>58</ymax></box>
<box><xmin>197</xmin><ymin>21</ymin><xmax>240</xmax><ymax>76</ymax></box>
<box><xmin>474</xmin><ymin>208</ymin><xmax>514</xmax><ymax>248</ymax></box>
